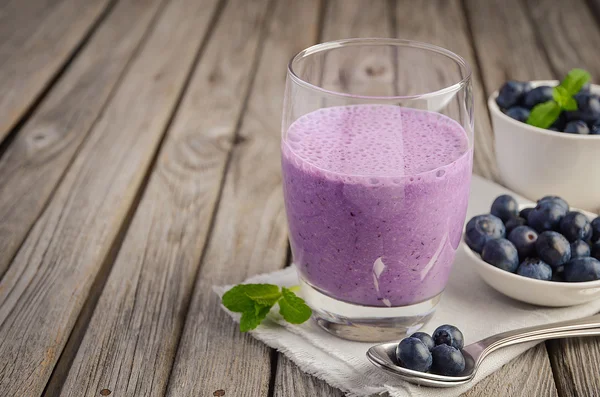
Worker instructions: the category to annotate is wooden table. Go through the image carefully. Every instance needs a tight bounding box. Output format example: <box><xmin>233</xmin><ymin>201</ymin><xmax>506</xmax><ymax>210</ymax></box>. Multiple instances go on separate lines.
<box><xmin>1</xmin><ymin>0</ymin><xmax>599</xmax><ymax>395</ymax></box>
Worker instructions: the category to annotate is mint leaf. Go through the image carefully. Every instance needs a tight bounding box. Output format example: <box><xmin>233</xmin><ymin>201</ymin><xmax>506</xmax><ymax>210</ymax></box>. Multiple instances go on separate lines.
<box><xmin>222</xmin><ymin>285</ymin><xmax>257</xmax><ymax>313</ymax></box>
<box><xmin>278</xmin><ymin>287</ymin><xmax>312</xmax><ymax>324</ymax></box>
<box><xmin>527</xmin><ymin>100</ymin><xmax>562</xmax><ymax>129</ymax></box>
<box><xmin>222</xmin><ymin>284</ymin><xmax>282</xmax><ymax>312</ymax></box>
<box><xmin>240</xmin><ymin>305</ymin><xmax>271</xmax><ymax>332</ymax></box>
<box><xmin>560</xmin><ymin>68</ymin><xmax>591</xmax><ymax>95</ymax></box>
<box><xmin>564</xmin><ymin>97</ymin><xmax>578</xmax><ymax>111</ymax></box>
<box><xmin>552</xmin><ymin>86</ymin><xmax>571</xmax><ymax>108</ymax></box>
<box><xmin>242</xmin><ymin>284</ymin><xmax>282</xmax><ymax>306</ymax></box>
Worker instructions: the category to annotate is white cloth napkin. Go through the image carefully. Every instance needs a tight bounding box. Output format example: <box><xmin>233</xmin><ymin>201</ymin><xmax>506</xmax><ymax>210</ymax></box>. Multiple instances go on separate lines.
<box><xmin>214</xmin><ymin>175</ymin><xmax>600</xmax><ymax>397</ymax></box>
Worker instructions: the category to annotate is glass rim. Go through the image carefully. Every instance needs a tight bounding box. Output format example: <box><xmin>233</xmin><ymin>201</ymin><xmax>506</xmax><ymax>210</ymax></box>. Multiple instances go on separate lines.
<box><xmin>287</xmin><ymin>38</ymin><xmax>472</xmax><ymax>101</ymax></box>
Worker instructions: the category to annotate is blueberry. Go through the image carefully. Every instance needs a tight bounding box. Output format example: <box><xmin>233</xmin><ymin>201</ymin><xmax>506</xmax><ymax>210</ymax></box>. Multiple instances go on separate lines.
<box><xmin>516</xmin><ymin>258</ymin><xmax>553</xmax><ymax>281</ymax></box>
<box><xmin>564</xmin><ymin>120</ymin><xmax>590</xmax><ymax>134</ymax></box>
<box><xmin>537</xmin><ymin>196</ymin><xmax>569</xmax><ymax>212</ymax></box>
<box><xmin>592</xmin><ymin>217</ymin><xmax>600</xmax><ymax>243</ymax></box>
<box><xmin>559</xmin><ymin>211</ymin><xmax>592</xmax><ymax>242</ymax></box>
<box><xmin>564</xmin><ymin>257</ymin><xmax>600</xmax><ymax>282</ymax></box>
<box><xmin>519</xmin><ymin>207</ymin><xmax>534</xmax><ymax>220</ymax></box>
<box><xmin>410</xmin><ymin>332</ymin><xmax>435</xmax><ymax>351</ymax></box>
<box><xmin>591</xmin><ymin>121</ymin><xmax>600</xmax><ymax>135</ymax></box>
<box><xmin>465</xmin><ymin>214</ymin><xmax>506</xmax><ymax>253</ymax></box>
<box><xmin>527</xmin><ymin>202</ymin><xmax>567</xmax><ymax>232</ymax></box>
<box><xmin>396</xmin><ymin>337</ymin><xmax>433</xmax><ymax>372</ymax></box>
<box><xmin>433</xmin><ymin>325</ymin><xmax>464</xmax><ymax>350</ymax></box>
<box><xmin>482</xmin><ymin>238</ymin><xmax>520</xmax><ymax>272</ymax></box>
<box><xmin>508</xmin><ymin>226</ymin><xmax>538</xmax><ymax>260</ymax></box>
<box><xmin>505</xmin><ymin>217</ymin><xmax>527</xmax><ymax>234</ymax></box>
<box><xmin>535</xmin><ymin>231</ymin><xmax>571</xmax><ymax>268</ymax></box>
<box><xmin>565</xmin><ymin>93</ymin><xmax>600</xmax><ymax>125</ymax></box>
<box><xmin>496</xmin><ymin>81</ymin><xmax>530</xmax><ymax>109</ymax></box>
<box><xmin>522</xmin><ymin>86</ymin><xmax>553</xmax><ymax>109</ymax></box>
<box><xmin>491</xmin><ymin>194</ymin><xmax>519</xmax><ymax>222</ymax></box>
<box><xmin>592</xmin><ymin>242</ymin><xmax>600</xmax><ymax>260</ymax></box>
<box><xmin>570</xmin><ymin>239</ymin><xmax>591</xmax><ymax>259</ymax></box>
<box><xmin>551</xmin><ymin>270</ymin><xmax>565</xmax><ymax>282</ymax></box>
<box><xmin>431</xmin><ymin>345</ymin><xmax>466</xmax><ymax>376</ymax></box>
<box><xmin>505</xmin><ymin>107</ymin><xmax>530</xmax><ymax>123</ymax></box>
<box><xmin>550</xmin><ymin>112</ymin><xmax>567</xmax><ymax>131</ymax></box>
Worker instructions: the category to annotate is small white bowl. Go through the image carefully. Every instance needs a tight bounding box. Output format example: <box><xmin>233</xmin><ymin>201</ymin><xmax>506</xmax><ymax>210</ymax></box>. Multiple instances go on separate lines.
<box><xmin>463</xmin><ymin>206</ymin><xmax>600</xmax><ymax>307</ymax></box>
<box><xmin>489</xmin><ymin>80</ymin><xmax>600</xmax><ymax>213</ymax></box>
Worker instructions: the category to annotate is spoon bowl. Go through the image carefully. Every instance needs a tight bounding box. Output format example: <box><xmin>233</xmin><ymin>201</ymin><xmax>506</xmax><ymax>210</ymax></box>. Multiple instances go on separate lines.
<box><xmin>367</xmin><ymin>314</ymin><xmax>600</xmax><ymax>387</ymax></box>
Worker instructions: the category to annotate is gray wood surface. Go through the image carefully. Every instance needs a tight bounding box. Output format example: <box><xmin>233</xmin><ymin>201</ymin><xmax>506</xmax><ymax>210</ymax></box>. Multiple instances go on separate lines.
<box><xmin>0</xmin><ymin>0</ymin><xmax>164</xmax><ymax>278</ymax></box>
<box><xmin>1</xmin><ymin>0</ymin><xmax>599</xmax><ymax>395</ymax></box>
<box><xmin>274</xmin><ymin>355</ymin><xmax>344</xmax><ymax>397</ymax></box>
<box><xmin>165</xmin><ymin>0</ymin><xmax>320</xmax><ymax>395</ymax></box>
<box><xmin>0</xmin><ymin>0</ymin><xmax>112</xmax><ymax>142</ymax></box>
<box><xmin>0</xmin><ymin>0</ymin><xmax>219</xmax><ymax>393</ymax></box>
<box><xmin>58</xmin><ymin>0</ymin><xmax>269</xmax><ymax>395</ymax></box>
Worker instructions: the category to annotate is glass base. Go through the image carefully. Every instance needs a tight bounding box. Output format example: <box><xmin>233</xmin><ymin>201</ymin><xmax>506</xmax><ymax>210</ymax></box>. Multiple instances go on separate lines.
<box><xmin>300</xmin><ymin>279</ymin><xmax>441</xmax><ymax>342</ymax></box>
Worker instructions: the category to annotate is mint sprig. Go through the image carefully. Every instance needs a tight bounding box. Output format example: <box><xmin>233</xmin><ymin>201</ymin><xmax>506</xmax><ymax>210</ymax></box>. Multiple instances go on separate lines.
<box><xmin>222</xmin><ymin>284</ymin><xmax>312</xmax><ymax>331</ymax></box>
<box><xmin>526</xmin><ymin>68</ymin><xmax>591</xmax><ymax>128</ymax></box>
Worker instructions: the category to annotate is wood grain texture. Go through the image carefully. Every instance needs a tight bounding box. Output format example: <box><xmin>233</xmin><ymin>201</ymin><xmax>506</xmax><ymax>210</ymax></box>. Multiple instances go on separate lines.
<box><xmin>0</xmin><ymin>0</ymin><xmax>164</xmax><ymax>279</ymax></box>
<box><xmin>524</xmin><ymin>0</ymin><xmax>600</xmax><ymax>79</ymax></box>
<box><xmin>0</xmin><ymin>0</ymin><xmax>220</xmax><ymax>394</ymax></box>
<box><xmin>463</xmin><ymin>344</ymin><xmax>558</xmax><ymax>397</ymax></box>
<box><xmin>464</xmin><ymin>0</ymin><xmax>554</xmax><ymax>92</ymax></box>
<box><xmin>274</xmin><ymin>355</ymin><xmax>344</xmax><ymax>397</ymax></box>
<box><xmin>58</xmin><ymin>0</ymin><xmax>272</xmax><ymax>395</ymax></box>
<box><xmin>164</xmin><ymin>0</ymin><xmax>320</xmax><ymax>395</ymax></box>
<box><xmin>547</xmin><ymin>338</ymin><xmax>600</xmax><ymax>397</ymax></box>
<box><xmin>395</xmin><ymin>0</ymin><xmax>498</xmax><ymax>181</ymax></box>
<box><xmin>0</xmin><ymin>0</ymin><xmax>112</xmax><ymax>142</ymax></box>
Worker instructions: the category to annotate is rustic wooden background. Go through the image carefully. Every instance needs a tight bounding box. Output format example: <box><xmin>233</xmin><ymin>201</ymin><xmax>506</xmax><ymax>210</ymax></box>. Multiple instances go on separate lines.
<box><xmin>0</xmin><ymin>0</ymin><xmax>599</xmax><ymax>396</ymax></box>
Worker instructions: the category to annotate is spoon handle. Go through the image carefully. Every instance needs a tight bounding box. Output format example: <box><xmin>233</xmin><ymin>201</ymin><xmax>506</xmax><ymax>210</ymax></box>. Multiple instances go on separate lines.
<box><xmin>464</xmin><ymin>313</ymin><xmax>600</xmax><ymax>362</ymax></box>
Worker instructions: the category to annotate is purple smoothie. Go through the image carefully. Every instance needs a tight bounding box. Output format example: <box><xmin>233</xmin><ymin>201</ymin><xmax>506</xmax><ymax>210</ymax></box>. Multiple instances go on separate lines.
<box><xmin>281</xmin><ymin>105</ymin><xmax>472</xmax><ymax>307</ymax></box>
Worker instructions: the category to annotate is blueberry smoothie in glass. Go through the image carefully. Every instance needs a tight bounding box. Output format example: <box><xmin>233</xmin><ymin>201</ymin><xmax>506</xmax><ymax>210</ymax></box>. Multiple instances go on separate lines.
<box><xmin>282</xmin><ymin>38</ymin><xmax>473</xmax><ymax>341</ymax></box>
<box><xmin>282</xmin><ymin>105</ymin><xmax>472</xmax><ymax>308</ymax></box>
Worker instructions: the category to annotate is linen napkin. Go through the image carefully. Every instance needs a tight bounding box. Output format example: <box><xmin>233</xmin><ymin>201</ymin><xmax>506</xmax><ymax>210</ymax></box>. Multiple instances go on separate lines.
<box><xmin>214</xmin><ymin>175</ymin><xmax>600</xmax><ymax>397</ymax></box>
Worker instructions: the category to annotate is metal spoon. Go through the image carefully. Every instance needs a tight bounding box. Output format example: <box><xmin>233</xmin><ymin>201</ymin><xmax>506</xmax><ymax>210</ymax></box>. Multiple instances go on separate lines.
<box><xmin>366</xmin><ymin>314</ymin><xmax>600</xmax><ymax>387</ymax></box>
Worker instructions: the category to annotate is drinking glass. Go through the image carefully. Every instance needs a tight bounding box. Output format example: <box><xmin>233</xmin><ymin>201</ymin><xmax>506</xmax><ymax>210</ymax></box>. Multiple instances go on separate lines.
<box><xmin>281</xmin><ymin>39</ymin><xmax>473</xmax><ymax>342</ymax></box>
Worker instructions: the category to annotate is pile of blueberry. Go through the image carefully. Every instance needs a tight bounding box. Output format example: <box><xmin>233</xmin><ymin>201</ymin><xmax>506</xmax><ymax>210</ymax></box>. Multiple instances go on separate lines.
<box><xmin>466</xmin><ymin>195</ymin><xmax>600</xmax><ymax>282</ymax></box>
<box><xmin>497</xmin><ymin>81</ymin><xmax>600</xmax><ymax>134</ymax></box>
<box><xmin>396</xmin><ymin>325</ymin><xmax>465</xmax><ymax>376</ymax></box>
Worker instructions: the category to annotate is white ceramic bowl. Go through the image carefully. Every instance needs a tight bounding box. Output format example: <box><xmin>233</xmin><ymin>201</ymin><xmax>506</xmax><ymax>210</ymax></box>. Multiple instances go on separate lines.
<box><xmin>489</xmin><ymin>80</ymin><xmax>600</xmax><ymax>213</ymax></box>
<box><xmin>462</xmin><ymin>205</ymin><xmax>600</xmax><ymax>307</ymax></box>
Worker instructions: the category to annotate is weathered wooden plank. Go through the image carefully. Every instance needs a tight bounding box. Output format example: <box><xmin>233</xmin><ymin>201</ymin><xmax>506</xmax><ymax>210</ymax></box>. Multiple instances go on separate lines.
<box><xmin>546</xmin><ymin>338</ymin><xmax>600</xmax><ymax>396</ymax></box>
<box><xmin>463</xmin><ymin>344</ymin><xmax>558</xmax><ymax>397</ymax></box>
<box><xmin>57</xmin><ymin>0</ymin><xmax>272</xmax><ymax>395</ymax></box>
<box><xmin>463</xmin><ymin>0</ymin><xmax>554</xmax><ymax>91</ymax></box>
<box><xmin>524</xmin><ymin>0</ymin><xmax>600</xmax><ymax>79</ymax></box>
<box><xmin>164</xmin><ymin>0</ymin><xmax>320</xmax><ymax>395</ymax></box>
<box><xmin>521</xmin><ymin>1</ymin><xmax>600</xmax><ymax>395</ymax></box>
<box><xmin>0</xmin><ymin>0</ymin><xmax>164</xmax><ymax>279</ymax></box>
<box><xmin>0</xmin><ymin>0</ymin><xmax>113</xmax><ymax>143</ymax></box>
<box><xmin>274</xmin><ymin>355</ymin><xmax>344</xmax><ymax>397</ymax></box>
<box><xmin>0</xmin><ymin>0</ymin><xmax>220</xmax><ymax>394</ymax></box>
<box><xmin>320</xmin><ymin>0</ymin><xmax>394</xmax><ymax>98</ymax></box>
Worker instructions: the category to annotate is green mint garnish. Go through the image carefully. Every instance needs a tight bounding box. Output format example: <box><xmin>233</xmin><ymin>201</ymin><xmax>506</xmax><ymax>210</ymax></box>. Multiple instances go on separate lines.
<box><xmin>527</xmin><ymin>68</ymin><xmax>591</xmax><ymax>128</ymax></box>
<box><xmin>527</xmin><ymin>101</ymin><xmax>562</xmax><ymax>129</ymax></box>
<box><xmin>278</xmin><ymin>287</ymin><xmax>312</xmax><ymax>324</ymax></box>
<box><xmin>559</xmin><ymin>68</ymin><xmax>591</xmax><ymax>95</ymax></box>
<box><xmin>222</xmin><ymin>284</ymin><xmax>312</xmax><ymax>331</ymax></box>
